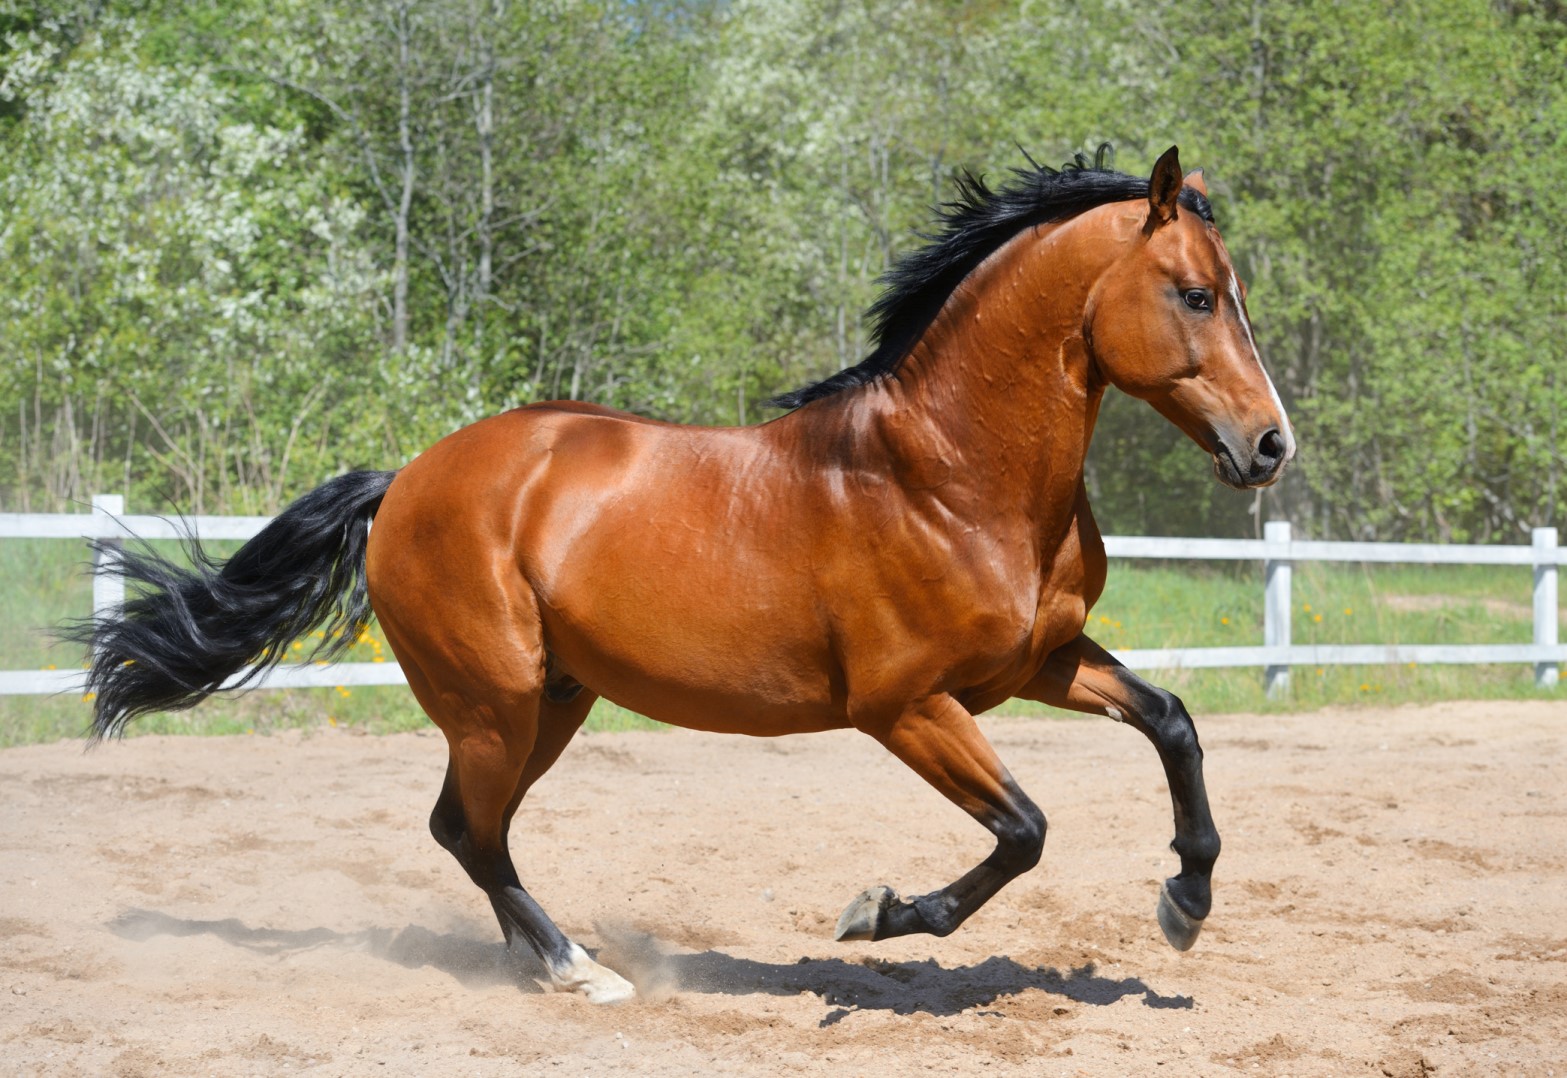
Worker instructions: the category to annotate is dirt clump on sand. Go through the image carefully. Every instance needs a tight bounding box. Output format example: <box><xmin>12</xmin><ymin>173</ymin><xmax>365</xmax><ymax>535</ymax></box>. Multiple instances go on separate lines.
<box><xmin>2</xmin><ymin>700</ymin><xmax>1565</xmax><ymax>1075</ymax></box>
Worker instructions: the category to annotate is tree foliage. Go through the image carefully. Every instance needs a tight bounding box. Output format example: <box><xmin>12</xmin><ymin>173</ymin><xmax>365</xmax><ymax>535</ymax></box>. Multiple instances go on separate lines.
<box><xmin>2</xmin><ymin>0</ymin><xmax>1563</xmax><ymax>540</ymax></box>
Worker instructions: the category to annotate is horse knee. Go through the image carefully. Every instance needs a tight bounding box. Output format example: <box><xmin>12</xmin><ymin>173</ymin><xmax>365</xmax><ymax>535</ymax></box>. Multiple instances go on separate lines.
<box><xmin>1146</xmin><ymin>688</ymin><xmax>1201</xmax><ymax>759</ymax></box>
<box><xmin>1163</xmin><ymin>720</ymin><xmax>1201</xmax><ymax>762</ymax></box>
<box><xmin>992</xmin><ymin>799</ymin><xmax>1047</xmax><ymax>875</ymax></box>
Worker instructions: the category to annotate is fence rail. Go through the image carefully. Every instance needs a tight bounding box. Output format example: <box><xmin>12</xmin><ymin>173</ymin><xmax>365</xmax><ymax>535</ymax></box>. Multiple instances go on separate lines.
<box><xmin>1</xmin><ymin>499</ymin><xmax>1560</xmax><ymax>699</ymax></box>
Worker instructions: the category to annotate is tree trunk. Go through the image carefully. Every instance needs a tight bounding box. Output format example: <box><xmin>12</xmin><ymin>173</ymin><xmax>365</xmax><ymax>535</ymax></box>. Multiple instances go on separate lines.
<box><xmin>392</xmin><ymin>1</ymin><xmax>416</xmax><ymax>354</ymax></box>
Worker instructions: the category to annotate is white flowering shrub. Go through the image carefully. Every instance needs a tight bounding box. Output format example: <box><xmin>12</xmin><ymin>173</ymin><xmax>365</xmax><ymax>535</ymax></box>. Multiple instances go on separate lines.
<box><xmin>1</xmin><ymin>18</ymin><xmax>382</xmax><ymax>512</ymax></box>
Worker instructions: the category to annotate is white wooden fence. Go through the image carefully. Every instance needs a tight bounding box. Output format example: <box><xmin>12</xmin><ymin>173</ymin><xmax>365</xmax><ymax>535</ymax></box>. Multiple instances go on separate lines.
<box><xmin>0</xmin><ymin>497</ymin><xmax>1560</xmax><ymax>699</ymax></box>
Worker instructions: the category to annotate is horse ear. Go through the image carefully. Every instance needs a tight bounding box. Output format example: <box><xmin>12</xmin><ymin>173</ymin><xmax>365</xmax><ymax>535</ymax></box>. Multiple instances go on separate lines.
<box><xmin>1183</xmin><ymin>167</ymin><xmax>1208</xmax><ymax>197</ymax></box>
<box><xmin>1145</xmin><ymin>145</ymin><xmax>1182</xmax><ymax>232</ymax></box>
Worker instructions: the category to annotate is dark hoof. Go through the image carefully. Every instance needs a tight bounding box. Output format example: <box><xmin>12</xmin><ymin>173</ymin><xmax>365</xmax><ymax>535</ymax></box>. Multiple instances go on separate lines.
<box><xmin>1157</xmin><ymin>882</ymin><xmax>1204</xmax><ymax>951</ymax></box>
<box><xmin>834</xmin><ymin>885</ymin><xmax>898</xmax><ymax>942</ymax></box>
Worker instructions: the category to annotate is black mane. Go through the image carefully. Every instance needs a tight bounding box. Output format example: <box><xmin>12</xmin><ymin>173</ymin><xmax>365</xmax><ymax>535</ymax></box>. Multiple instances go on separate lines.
<box><xmin>766</xmin><ymin>145</ymin><xmax>1214</xmax><ymax>410</ymax></box>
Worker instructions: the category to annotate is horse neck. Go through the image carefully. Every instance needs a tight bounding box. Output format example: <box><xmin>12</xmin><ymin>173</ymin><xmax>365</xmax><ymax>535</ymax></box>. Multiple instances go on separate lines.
<box><xmin>821</xmin><ymin>212</ymin><xmax>1124</xmax><ymax>515</ymax></box>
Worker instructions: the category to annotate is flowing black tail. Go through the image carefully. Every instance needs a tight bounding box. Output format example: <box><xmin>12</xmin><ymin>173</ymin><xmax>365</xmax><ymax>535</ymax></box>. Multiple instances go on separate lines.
<box><xmin>64</xmin><ymin>470</ymin><xmax>398</xmax><ymax>741</ymax></box>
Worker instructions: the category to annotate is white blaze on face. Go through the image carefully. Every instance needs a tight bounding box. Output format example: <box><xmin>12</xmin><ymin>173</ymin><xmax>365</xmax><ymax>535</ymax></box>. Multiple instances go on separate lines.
<box><xmin>1225</xmin><ymin>272</ymin><xmax>1296</xmax><ymax>462</ymax></box>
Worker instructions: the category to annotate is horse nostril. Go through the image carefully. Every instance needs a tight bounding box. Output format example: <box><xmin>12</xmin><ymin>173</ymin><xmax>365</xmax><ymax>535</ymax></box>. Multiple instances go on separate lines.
<box><xmin>1257</xmin><ymin>428</ymin><xmax>1285</xmax><ymax>464</ymax></box>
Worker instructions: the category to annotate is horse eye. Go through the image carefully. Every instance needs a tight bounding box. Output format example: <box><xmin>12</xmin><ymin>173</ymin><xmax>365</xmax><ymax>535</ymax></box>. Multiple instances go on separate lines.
<box><xmin>1182</xmin><ymin>289</ymin><xmax>1212</xmax><ymax>312</ymax></box>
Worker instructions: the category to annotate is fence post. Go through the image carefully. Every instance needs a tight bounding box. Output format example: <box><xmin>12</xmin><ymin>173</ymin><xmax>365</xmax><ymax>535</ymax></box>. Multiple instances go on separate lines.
<box><xmin>91</xmin><ymin>495</ymin><xmax>126</xmax><ymax>637</ymax></box>
<box><xmin>1264</xmin><ymin>519</ymin><xmax>1292</xmax><ymax>698</ymax></box>
<box><xmin>1534</xmin><ymin>526</ymin><xmax>1559</xmax><ymax>689</ymax></box>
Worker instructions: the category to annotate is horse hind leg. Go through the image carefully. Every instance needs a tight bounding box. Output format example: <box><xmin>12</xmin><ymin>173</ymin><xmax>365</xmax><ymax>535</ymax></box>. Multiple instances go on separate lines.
<box><xmin>403</xmin><ymin>644</ymin><xmax>632</xmax><ymax>1003</ymax></box>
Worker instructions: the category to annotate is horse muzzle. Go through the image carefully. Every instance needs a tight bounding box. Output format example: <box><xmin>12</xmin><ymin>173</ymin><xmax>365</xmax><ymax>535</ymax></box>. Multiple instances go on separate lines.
<box><xmin>1212</xmin><ymin>426</ymin><xmax>1294</xmax><ymax>489</ymax></box>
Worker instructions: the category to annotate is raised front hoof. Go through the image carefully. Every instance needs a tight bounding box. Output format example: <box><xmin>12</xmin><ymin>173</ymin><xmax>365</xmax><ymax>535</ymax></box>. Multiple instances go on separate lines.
<box><xmin>1156</xmin><ymin>881</ymin><xmax>1204</xmax><ymax>952</ymax></box>
<box><xmin>834</xmin><ymin>885</ymin><xmax>899</xmax><ymax>942</ymax></box>
<box><xmin>546</xmin><ymin>943</ymin><xmax>637</xmax><ymax>1004</ymax></box>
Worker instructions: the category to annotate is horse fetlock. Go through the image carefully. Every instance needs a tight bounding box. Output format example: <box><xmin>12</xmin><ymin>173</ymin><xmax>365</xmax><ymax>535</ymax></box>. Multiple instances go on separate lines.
<box><xmin>1156</xmin><ymin>878</ymin><xmax>1207</xmax><ymax>952</ymax></box>
<box><xmin>834</xmin><ymin>885</ymin><xmax>899</xmax><ymax>942</ymax></box>
<box><xmin>1170</xmin><ymin>830</ymin><xmax>1221</xmax><ymax>875</ymax></box>
<box><xmin>909</xmin><ymin>891</ymin><xmax>962</xmax><ymax>937</ymax></box>
<box><xmin>545</xmin><ymin>942</ymin><xmax>636</xmax><ymax>1004</ymax></box>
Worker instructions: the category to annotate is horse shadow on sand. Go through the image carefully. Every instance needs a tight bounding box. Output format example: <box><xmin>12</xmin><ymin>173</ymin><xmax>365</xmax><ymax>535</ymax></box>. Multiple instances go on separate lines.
<box><xmin>109</xmin><ymin>909</ymin><xmax>1193</xmax><ymax>1018</ymax></box>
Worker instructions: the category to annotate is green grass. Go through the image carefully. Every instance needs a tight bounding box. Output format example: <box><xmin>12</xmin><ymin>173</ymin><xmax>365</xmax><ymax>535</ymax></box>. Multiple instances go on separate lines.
<box><xmin>1063</xmin><ymin>558</ymin><xmax>1556</xmax><ymax>714</ymax></box>
<box><xmin>0</xmin><ymin>538</ymin><xmax>1557</xmax><ymax>748</ymax></box>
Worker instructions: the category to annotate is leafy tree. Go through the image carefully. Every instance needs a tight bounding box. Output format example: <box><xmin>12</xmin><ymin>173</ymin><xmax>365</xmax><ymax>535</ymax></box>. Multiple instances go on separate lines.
<box><xmin>1</xmin><ymin>7</ymin><xmax>383</xmax><ymax>512</ymax></box>
<box><xmin>1</xmin><ymin>0</ymin><xmax>1563</xmax><ymax>544</ymax></box>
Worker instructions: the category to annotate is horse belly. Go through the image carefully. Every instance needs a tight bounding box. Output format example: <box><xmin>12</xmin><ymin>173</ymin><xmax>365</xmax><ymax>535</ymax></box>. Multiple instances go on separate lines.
<box><xmin>537</xmin><ymin>578</ymin><xmax>844</xmax><ymax>735</ymax></box>
<box><xmin>521</xmin><ymin>470</ymin><xmax>844</xmax><ymax>736</ymax></box>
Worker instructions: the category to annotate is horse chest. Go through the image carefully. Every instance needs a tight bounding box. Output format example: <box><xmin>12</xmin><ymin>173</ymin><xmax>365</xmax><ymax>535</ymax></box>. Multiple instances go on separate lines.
<box><xmin>1017</xmin><ymin>513</ymin><xmax>1105</xmax><ymax>671</ymax></box>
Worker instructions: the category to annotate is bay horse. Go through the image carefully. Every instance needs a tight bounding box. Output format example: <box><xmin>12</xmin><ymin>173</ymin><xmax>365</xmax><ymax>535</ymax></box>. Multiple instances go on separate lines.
<box><xmin>73</xmin><ymin>146</ymin><xmax>1293</xmax><ymax>1004</ymax></box>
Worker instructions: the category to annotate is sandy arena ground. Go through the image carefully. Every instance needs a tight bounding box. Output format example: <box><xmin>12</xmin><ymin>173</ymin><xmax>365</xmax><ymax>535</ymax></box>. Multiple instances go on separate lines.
<box><xmin>2</xmin><ymin>700</ymin><xmax>1564</xmax><ymax>1076</ymax></box>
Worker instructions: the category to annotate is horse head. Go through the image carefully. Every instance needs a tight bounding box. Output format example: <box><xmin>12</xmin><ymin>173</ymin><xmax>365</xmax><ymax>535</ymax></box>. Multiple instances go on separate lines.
<box><xmin>1086</xmin><ymin>146</ymin><xmax>1295</xmax><ymax>489</ymax></box>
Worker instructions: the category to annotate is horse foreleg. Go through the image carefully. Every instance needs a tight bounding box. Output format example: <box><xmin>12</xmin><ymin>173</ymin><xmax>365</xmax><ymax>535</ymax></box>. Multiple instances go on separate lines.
<box><xmin>837</xmin><ymin>694</ymin><xmax>1046</xmax><ymax>942</ymax></box>
<box><xmin>1020</xmin><ymin>632</ymin><xmax>1220</xmax><ymax>951</ymax></box>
